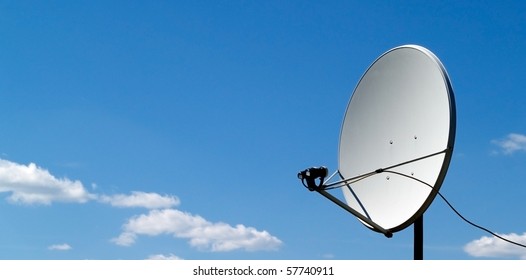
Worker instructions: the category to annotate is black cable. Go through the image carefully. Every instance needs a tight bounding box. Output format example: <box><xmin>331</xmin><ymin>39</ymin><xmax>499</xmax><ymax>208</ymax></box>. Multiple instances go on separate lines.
<box><xmin>302</xmin><ymin>146</ymin><xmax>526</xmax><ymax>249</ymax></box>
<box><xmin>383</xmin><ymin>170</ymin><xmax>526</xmax><ymax>249</ymax></box>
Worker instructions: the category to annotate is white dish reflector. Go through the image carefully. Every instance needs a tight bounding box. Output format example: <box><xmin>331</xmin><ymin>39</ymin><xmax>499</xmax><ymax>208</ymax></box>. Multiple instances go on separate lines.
<box><xmin>339</xmin><ymin>45</ymin><xmax>456</xmax><ymax>232</ymax></box>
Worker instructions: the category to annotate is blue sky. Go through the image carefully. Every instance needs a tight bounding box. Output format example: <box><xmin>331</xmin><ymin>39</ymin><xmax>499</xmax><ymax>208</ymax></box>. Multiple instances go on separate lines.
<box><xmin>0</xmin><ymin>1</ymin><xmax>525</xmax><ymax>260</ymax></box>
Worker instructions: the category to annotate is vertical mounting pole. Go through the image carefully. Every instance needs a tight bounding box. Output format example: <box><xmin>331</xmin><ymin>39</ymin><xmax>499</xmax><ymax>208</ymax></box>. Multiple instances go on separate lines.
<box><xmin>414</xmin><ymin>215</ymin><xmax>423</xmax><ymax>260</ymax></box>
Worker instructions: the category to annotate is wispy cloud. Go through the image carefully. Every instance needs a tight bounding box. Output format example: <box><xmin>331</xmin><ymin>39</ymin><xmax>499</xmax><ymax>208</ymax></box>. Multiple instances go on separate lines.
<box><xmin>147</xmin><ymin>253</ymin><xmax>182</xmax><ymax>260</ymax></box>
<box><xmin>0</xmin><ymin>159</ymin><xmax>178</xmax><ymax>209</ymax></box>
<box><xmin>112</xmin><ymin>208</ymin><xmax>283</xmax><ymax>252</ymax></box>
<box><xmin>464</xmin><ymin>232</ymin><xmax>526</xmax><ymax>259</ymax></box>
<box><xmin>492</xmin><ymin>133</ymin><xmax>526</xmax><ymax>155</ymax></box>
<box><xmin>98</xmin><ymin>191</ymin><xmax>180</xmax><ymax>209</ymax></box>
<box><xmin>1</xmin><ymin>158</ymin><xmax>283</xmax><ymax>255</ymax></box>
<box><xmin>321</xmin><ymin>253</ymin><xmax>335</xmax><ymax>259</ymax></box>
<box><xmin>48</xmin><ymin>243</ymin><xmax>72</xmax><ymax>251</ymax></box>
<box><xmin>0</xmin><ymin>159</ymin><xmax>95</xmax><ymax>205</ymax></box>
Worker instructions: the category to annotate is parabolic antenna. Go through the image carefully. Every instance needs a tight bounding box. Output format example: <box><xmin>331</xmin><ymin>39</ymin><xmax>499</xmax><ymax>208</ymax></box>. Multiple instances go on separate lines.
<box><xmin>338</xmin><ymin>45</ymin><xmax>456</xmax><ymax>233</ymax></box>
<box><xmin>297</xmin><ymin>44</ymin><xmax>456</xmax><ymax>258</ymax></box>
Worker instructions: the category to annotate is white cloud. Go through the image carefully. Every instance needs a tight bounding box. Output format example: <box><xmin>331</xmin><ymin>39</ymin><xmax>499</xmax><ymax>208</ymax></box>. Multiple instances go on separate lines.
<box><xmin>112</xmin><ymin>208</ymin><xmax>282</xmax><ymax>252</ymax></box>
<box><xmin>492</xmin><ymin>133</ymin><xmax>526</xmax><ymax>154</ymax></box>
<box><xmin>0</xmin><ymin>158</ymin><xmax>283</xmax><ymax>255</ymax></box>
<box><xmin>111</xmin><ymin>232</ymin><xmax>137</xmax><ymax>246</ymax></box>
<box><xmin>147</xmin><ymin>253</ymin><xmax>182</xmax><ymax>260</ymax></box>
<box><xmin>0</xmin><ymin>159</ymin><xmax>95</xmax><ymax>205</ymax></box>
<box><xmin>98</xmin><ymin>191</ymin><xmax>180</xmax><ymax>209</ymax></box>
<box><xmin>321</xmin><ymin>253</ymin><xmax>335</xmax><ymax>259</ymax></box>
<box><xmin>464</xmin><ymin>232</ymin><xmax>526</xmax><ymax>259</ymax></box>
<box><xmin>48</xmin><ymin>243</ymin><xmax>72</xmax><ymax>251</ymax></box>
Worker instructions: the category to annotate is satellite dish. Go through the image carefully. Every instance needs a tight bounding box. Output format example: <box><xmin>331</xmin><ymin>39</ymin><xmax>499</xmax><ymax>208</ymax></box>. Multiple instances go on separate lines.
<box><xmin>339</xmin><ymin>45</ymin><xmax>455</xmax><ymax>233</ymax></box>
<box><xmin>298</xmin><ymin>44</ymin><xmax>456</xmax><ymax>258</ymax></box>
